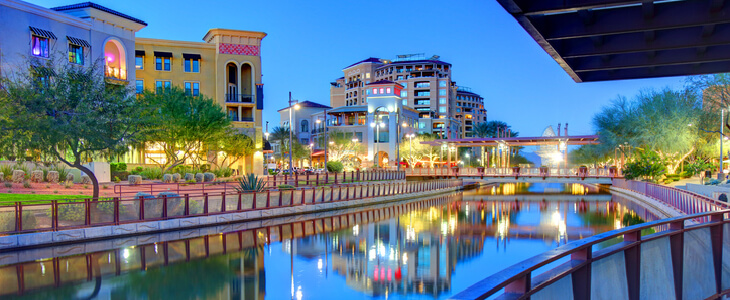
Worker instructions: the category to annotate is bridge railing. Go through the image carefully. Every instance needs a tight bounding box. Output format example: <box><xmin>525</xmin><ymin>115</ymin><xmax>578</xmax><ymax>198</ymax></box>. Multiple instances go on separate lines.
<box><xmin>451</xmin><ymin>210</ymin><xmax>730</xmax><ymax>300</ymax></box>
<box><xmin>612</xmin><ymin>178</ymin><xmax>730</xmax><ymax>222</ymax></box>
<box><xmin>405</xmin><ymin>167</ymin><xmax>613</xmax><ymax>177</ymax></box>
<box><xmin>0</xmin><ymin>179</ymin><xmax>462</xmax><ymax>235</ymax></box>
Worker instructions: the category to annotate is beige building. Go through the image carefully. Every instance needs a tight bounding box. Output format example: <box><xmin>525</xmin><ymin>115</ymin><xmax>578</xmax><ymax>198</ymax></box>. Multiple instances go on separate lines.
<box><xmin>331</xmin><ymin>54</ymin><xmax>486</xmax><ymax>140</ymax></box>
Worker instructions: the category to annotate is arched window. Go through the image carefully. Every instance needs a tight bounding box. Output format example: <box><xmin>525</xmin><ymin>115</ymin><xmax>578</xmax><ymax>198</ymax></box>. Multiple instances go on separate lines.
<box><xmin>301</xmin><ymin>120</ymin><xmax>309</xmax><ymax>133</ymax></box>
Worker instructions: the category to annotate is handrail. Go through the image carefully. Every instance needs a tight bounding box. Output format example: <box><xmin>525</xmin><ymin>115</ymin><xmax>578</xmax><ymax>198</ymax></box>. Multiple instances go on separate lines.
<box><xmin>451</xmin><ymin>210</ymin><xmax>728</xmax><ymax>300</ymax></box>
<box><xmin>0</xmin><ymin>179</ymin><xmax>462</xmax><ymax>235</ymax></box>
<box><xmin>453</xmin><ymin>180</ymin><xmax>730</xmax><ymax>300</ymax></box>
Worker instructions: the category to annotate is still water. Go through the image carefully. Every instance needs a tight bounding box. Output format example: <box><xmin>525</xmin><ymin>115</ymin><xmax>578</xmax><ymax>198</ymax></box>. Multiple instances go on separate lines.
<box><xmin>0</xmin><ymin>183</ymin><xmax>661</xmax><ymax>299</ymax></box>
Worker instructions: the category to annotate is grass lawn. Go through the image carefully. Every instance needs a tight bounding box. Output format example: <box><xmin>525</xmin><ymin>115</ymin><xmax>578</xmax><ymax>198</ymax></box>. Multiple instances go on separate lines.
<box><xmin>0</xmin><ymin>193</ymin><xmax>89</xmax><ymax>204</ymax></box>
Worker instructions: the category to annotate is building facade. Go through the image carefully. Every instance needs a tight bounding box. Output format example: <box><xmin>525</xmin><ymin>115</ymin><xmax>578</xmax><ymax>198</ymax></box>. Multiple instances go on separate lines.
<box><xmin>0</xmin><ymin>0</ymin><xmax>266</xmax><ymax>175</ymax></box>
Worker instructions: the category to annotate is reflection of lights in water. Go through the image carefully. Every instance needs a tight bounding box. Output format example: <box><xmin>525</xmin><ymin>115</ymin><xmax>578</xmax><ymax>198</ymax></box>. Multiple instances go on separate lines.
<box><xmin>352</xmin><ymin>224</ymin><xmax>359</xmax><ymax>236</ymax></box>
<box><xmin>317</xmin><ymin>258</ymin><xmax>323</xmax><ymax>271</ymax></box>
<box><xmin>571</xmin><ymin>184</ymin><xmax>587</xmax><ymax>195</ymax></box>
<box><xmin>108</xmin><ymin>253</ymin><xmax>111</xmax><ymax>264</ymax></box>
<box><xmin>406</xmin><ymin>225</ymin><xmax>416</xmax><ymax>241</ymax></box>
<box><xmin>154</xmin><ymin>244</ymin><xmax>158</xmax><ymax>254</ymax></box>
<box><xmin>449</xmin><ymin>217</ymin><xmax>457</xmax><ymax>233</ymax></box>
<box><xmin>465</xmin><ymin>204</ymin><xmax>469</xmax><ymax>217</ymax></box>
<box><xmin>497</xmin><ymin>218</ymin><xmax>509</xmax><ymax>238</ymax></box>
<box><xmin>551</xmin><ymin>210</ymin><xmax>567</xmax><ymax>243</ymax></box>
<box><xmin>441</xmin><ymin>221</ymin><xmax>448</xmax><ymax>236</ymax></box>
<box><xmin>551</xmin><ymin>210</ymin><xmax>562</xmax><ymax>226</ymax></box>
<box><xmin>615</xmin><ymin>219</ymin><xmax>623</xmax><ymax>230</ymax></box>
<box><xmin>123</xmin><ymin>248</ymin><xmax>131</xmax><ymax>260</ymax></box>
<box><xmin>296</xmin><ymin>286</ymin><xmax>302</xmax><ymax>300</ymax></box>
<box><xmin>402</xmin><ymin>253</ymin><xmax>408</xmax><ymax>264</ymax></box>
<box><xmin>379</xmin><ymin>244</ymin><xmax>386</xmax><ymax>258</ymax></box>
<box><xmin>501</xmin><ymin>183</ymin><xmax>515</xmax><ymax>195</ymax></box>
<box><xmin>369</xmin><ymin>248</ymin><xmax>376</xmax><ymax>261</ymax></box>
<box><xmin>40</xmin><ymin>262</ymin><xmax>45</xmax><ymax>275</ymax></box>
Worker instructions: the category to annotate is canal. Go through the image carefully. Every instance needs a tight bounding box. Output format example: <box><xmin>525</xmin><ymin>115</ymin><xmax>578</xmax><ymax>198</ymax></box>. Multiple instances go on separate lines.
<box><xmin>0</xmin><ymin>183</ymin><xmax>661</xmax><ymax>299</ymax></box>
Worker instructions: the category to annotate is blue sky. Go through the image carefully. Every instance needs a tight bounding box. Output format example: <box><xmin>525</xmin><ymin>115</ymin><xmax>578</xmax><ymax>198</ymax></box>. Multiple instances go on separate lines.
<box><xmin>32</xmin><ymin>0</ymin><xmax>687</xmax><ymax>137</ymax></box>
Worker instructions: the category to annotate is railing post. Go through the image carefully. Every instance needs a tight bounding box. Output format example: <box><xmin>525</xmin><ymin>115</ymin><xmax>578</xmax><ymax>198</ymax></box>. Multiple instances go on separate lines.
<box><xmin>203</xmin><ymin>193</ymin><xmax>209</xmax><ymax>214</ymax></box>
<box><xmin>184</xmin><ymin>194</ymin><xmax>190</xmax><ymax>215</ymax></box>
<box><xmin>113</xmin><ymin>197</ymin><xmax>119</xmax><ymax>225</ymax></box>
<box><xmin>85</xmin><ymin>198</ymin><xmax>91</xmax><ymax>225</ymax></box>
<box><xmin>139</xmin><ymin>196</ymin><xmax>145</xmax><ymax>221</ymax></box>
<box><xmin>220</xmin><ymin>192</ymin><xmax>226</xmax><ymax>213</ymax></box>
<box><xmin>571</xmin><ymin>247</ymin><xmax>592</xmax><ymax>299</ymax></box>
<box><xmin>52</xmin><ymin>200</ymin><xmax>59</xmax><ymax>230</ymax></box>
<box><xmin>252</xmin><ymin>192</ymin><xmax>257</xmax><ymax>210</ymax></box>
<box><xmin>162</xmin><ymin>195</ymin><xmax>168</xmax><ymax>218</ymax></box>
<box><xmin>266</xmin><ymin>190</ymin><xmax>271</xmax><ymax>208</ymax></box>
<box><xmin>295</xmin><ymin>173</ymin><xmax>299</xmax><ymax>187</ymax></box>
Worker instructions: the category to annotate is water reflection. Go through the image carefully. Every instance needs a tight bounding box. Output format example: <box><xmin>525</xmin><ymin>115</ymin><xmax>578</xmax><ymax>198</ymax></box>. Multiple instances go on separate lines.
<box><xmin>0</xmin><ymin>183</ymin><xmax>661</xmax><ymax>299</ymax></box>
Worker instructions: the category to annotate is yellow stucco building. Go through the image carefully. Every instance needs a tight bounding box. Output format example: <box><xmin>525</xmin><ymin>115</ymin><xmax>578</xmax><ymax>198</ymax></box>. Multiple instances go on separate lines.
<box><xmin>132</xmin><ymin>29</ymin><xmax>267</xmax><ymax>175</ymax></box>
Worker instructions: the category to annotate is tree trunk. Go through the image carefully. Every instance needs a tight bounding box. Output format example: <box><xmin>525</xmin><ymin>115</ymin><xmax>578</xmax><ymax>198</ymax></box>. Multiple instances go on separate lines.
<box><xmin>76</xmin><ymin>163</ymin><xmax>100</xmax><ymax>200</ymax></box>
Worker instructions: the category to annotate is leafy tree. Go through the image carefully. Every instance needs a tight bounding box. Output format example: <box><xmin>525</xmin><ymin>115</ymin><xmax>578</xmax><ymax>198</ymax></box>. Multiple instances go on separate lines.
<box><xmin>399</xmin><ymin>133</ymin><xmax>440</xmax><ymax>169</ymax></box>
<box><xmin>593</xmin><ymin>88</ymin><xmax>710</xmax><ymax>174</ymax></box>
<box><xmin>622</xmin><ymin>149</ymin><xmax>667</xmax><ymax>182</ymax></box>
<box><xmin>137</xmin><ymin>87</ymin><xmax>230</xmax><ymax>172</ymax></box>
<box><xmin>326</xmin><ymin>130</ymin><xmax>365</xmax><ymax>169</ymax></box>
<box><xmin>0</xmin><ymin>57</ymin><xmax>146</xmax><ymax>199</ymax></box>
<box><xmin>209</xmin><ymin>128</ymin><xmax>255</xmax><ymax>169</ymax></box>
<box><xmin>269</xmin><ymin>126</ymin><xmax>290</xmax><ymax>161</ymax></box>
<box><xmin>570</xmin><ymin>144</ymin><xmax>611</xmax><ymax>167</ymax></box>
<box><xmin>686</xmin><ymin>73</ymin><xmax>730</xmax><ymax>110</ymax></box>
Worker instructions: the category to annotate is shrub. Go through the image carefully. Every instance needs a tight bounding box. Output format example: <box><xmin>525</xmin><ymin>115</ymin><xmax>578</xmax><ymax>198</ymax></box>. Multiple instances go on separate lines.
<box><xmin>64</xmin><ymin>182</ymin><xmax>74</xmax><ymax>189</ymax></box>
<box><xmin>110</xmin><ymin>162</ymin><xmax>127</xmax><ymax>173</ymax></box>
<box><xmin>203</xmin><ymin>172</ymin><xmax>216</xmax><ymax>182</ymax></box>
<box><xmin>114</xmin><ymin>176</ymin><xmax>121</xmax><ymax>183</ymax></box>
<box><xmin>102</xmin><ymin>184</ymin><xmax>109</xmax><ymax>189</ymax></box>
<box><xmin>128</xmin><ymin>175</ymin><xmax>143</xmax><ymax>185</ymax></box>
<box><xmin>3</xmin><ymin>182</ymin><xmax>11</xmax><ymax>188</ymax></box>
<box><xmin>112</xmin><ymin>171</ymin><xmax>130</xmax><ymax>181</ymax></box>
<box><xmin>140</xmin><ymin>167</ymin><xmax>163</xmax><ymax>180</ymax></box>
<box><xmin>48</xmin><ymin>165</ymin><xmax>69</xmax><ymax>183</ymax></box>
<box><xmin>186</xmin><ymin>179</ymin><xmax>196</xmax><ymax>183</ymax></box>
<box><xmin>45</xmin><ymin>184</ymin><xmax>50</xmax><ymax>189</ymax></box>
<box><xmin>54</xmin><ymin>203</ymin><xmax>85</xmax><ymax>222</ymax></box>
<box><xmin>212</xmin><ymin>167</ymin><xmax>234</xmax><ymax>178</ymax></box>
<box><xmin>326</xmin><ymin>161</ymin><xmax>344</xmax><ymax>173</ymax></box>
<box><xmin>277</xmin><ymin>184</ymin><xmax>295</xmax><ymax>190</ymax></box>
<box><xmin>195</xmin><ymin>173</ymin><xmax>204</xmax><ymax>183</ymax></box>
<box><xmin>235</xmin><ymin>173</ymin><xmax>267</xmax><ymax>192</ymax></box>
<box><xmin>268</xmin><ymin>169</ymin><xmax>279</xmax><ymax>175</ymax></box>
<box><xmin>0</xmin><ymin>165</ymin><xmax>12</xmax><ymax>180</ymax></box>
<box><xmin>53</xmin><ymin>190</ymin><xmax>58</xmax><ymax>194</ymax></box>
<box><xmin>22</xmin><ymin>181</ymin><xmax>31</xmax><ymax>188</ymax></box>
<box><xmin>0</xmin><ymin>211</ymin><xmax>36</xmax><ymax>232</ymax></box>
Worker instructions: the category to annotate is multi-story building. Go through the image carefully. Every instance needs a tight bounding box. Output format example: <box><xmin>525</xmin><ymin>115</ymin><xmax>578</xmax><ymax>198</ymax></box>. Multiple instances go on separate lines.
<box><xmin>454</xmin><ymin>87</ymin><xmax>488</xmax><ymax>137</ymax></box>
<box><xmin>0</xmin><ymin>0</ymin><xmax>266</xmax><ymax>175</ymax></box>
<box><xmin>331</xmin><ymin>54</ymin><xmax>486</xmax><ymax>140</ymax></box>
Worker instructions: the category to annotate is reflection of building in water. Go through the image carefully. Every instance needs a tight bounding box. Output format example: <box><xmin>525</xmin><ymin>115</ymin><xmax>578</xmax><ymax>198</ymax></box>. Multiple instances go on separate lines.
<box><xmin>329</xmin><ymin>206</ymin><xmax>484</xmax><ymax>298</ymax></box>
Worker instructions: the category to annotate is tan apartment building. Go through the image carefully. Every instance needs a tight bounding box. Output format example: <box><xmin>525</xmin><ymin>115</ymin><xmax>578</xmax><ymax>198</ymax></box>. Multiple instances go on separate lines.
<box><xmin>133</xmin><ymin>29</ymin><xmax>267</xmax><ymax>174</ymax></box>
<box><xmin>331</xmin><ymin>54</ymin><xmax>486</xmax><ymax>140</ymax></box>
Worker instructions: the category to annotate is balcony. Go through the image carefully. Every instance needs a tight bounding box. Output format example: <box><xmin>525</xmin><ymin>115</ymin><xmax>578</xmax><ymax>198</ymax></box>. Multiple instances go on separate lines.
<box><xmin>225</xmin><ymin>94</ymin><xmax>255</xmax><ymax>103</ymax></box>
<box><xmin>229</xmin><ymin>115</ymin><xmax>254</xmax><ymax>122</ymax></box>
<box><xmin>104</xmin><ymin>66</ymin><xmax>127</xmax><ymax>84</ymax></box>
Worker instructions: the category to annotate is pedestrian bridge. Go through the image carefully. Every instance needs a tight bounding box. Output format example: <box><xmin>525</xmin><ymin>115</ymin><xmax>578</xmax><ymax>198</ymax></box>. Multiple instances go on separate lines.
<box><xmin>450</xmin><ymin>179</ymin><xmax>730</xmax><ymax>300</ymax></box>
<box><xmin>406</xmin><ymin>167</ymin><xmax>616</xmax><ymax>184</ymax></box>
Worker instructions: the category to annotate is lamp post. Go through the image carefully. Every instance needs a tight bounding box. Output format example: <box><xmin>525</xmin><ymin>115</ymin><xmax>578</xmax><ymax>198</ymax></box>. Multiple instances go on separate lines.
<box><xmin>466</xmin><ymin>152</ymin><xmax>471</xmax><ymax>167</ymax></box>
<box><xmin>316</xmin><ymin>109</ymin><xmax>329</xmax><ymax>169</ymax></box>
<box><xmin>371</xmin><ymin>113</ymin><xmax>385</xmax><ymax>168</ymax></box>
<box><xmin>406</xmin><ymin>133</ymin><xmax>415</xmax><ymax>165</ymax></box>
<box><xmin>309</xmin><ymin>143</ymin><xmax>314</xmax><ymax>168</ymax></box>
<box><xmin>287</xmin><ymin>92</ymin><xmax>300</xmax><ymax>173</ymax></box>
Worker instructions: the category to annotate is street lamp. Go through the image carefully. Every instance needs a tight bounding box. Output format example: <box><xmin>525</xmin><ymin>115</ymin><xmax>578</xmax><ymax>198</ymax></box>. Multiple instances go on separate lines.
<box><xmin>465</xmin><ymin>152</ymin><xmax>471</xmax><ymax>167</ymax></box>
<box><xmin>287</xmin><ymin>92</ymin><xmax>300</xmax><ymax>173</ymax></box>
<box><xmin>316</xmin><ymin>109</ymin><xmax>329</xmax><ymax>169</ymax></box>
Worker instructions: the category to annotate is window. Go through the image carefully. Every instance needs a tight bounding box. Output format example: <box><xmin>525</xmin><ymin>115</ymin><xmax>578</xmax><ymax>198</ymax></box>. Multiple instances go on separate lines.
<box><xmin>386</xmin><ymin>88</ymin><xmax>391</xmax><ymax>94</ymax></box>
<box><xmin>414</xmin><ymin>91</ymin><xmax>430</xmax><ymax>97</ymax></box>
<box><xmin>135</xmin><ymin>55</ymin><xmax>144</xmax><ymax>69</ymax></box>
<box><xmin>379</xmin><ymin>88</ymin><xmax>384</xmax><ymax>94</ymax></box>
<box><xmin>156</xmin><ymin>57</ymin><xmax>171</xmax><ymax>71</ymax></box>
<box><xmin>68</xmin><ymin>44</ymin><xmax>84</xmax><ymax>65</ymax></box>
<box><xmin>400</xmin><ymin>91</ymin><xmax>407</xmax><ymax>97</ymax></box>
<box><xmin>439</xmin><ymin>97</ymin><xmax>446</xmax><ymax>104</ymax></box>
<box><xmin>136</xmin><ymin>80</ymin><xmax>144</xmax><ymax>94</ymax></box>
<box><xmin>372</xmin><ymin>88</ymin><xmax>378</xmax><ymax>94</ymax></box>
<box><xmin>456</xmin><ymin>108</ymin><xmax>461</xmax><ymax>112</ymax></box>
<box><xmin>415</xmin><ymin>100</ymin><xmax>430</xmax><ymax>106</ymax></box>
<box><xmin>415</xmin><ymin>82</ymin><xmax>430</xmax><ymax>88</ymax></box>
<box><xmin>366</xmin><ymin>89</ymin><xmax>370</xmax><ymax>95</ymax></box>
<box><xmin>156</xmin><ymin>80</ymin><xmax>171</xmax><ymax>92</ymax></box>
<box><xmin>402</xmin><ymin>99</ymin><xmax>407</xmax><ymax>106</ymax></box>
<box><xmin>401</xmin><ymin>82</ymin><xmax>407</xmax><ymax>88</ymax></box>
<box><xmin>439</xmin><ymin>81</ymin><xmax>447</xmax><ymax>87</ymax></box>
<box><xmin>418</xmin><ymin>122</ymin><xmax>425</xmax><ymax>129</ymax></box>
<box><xmin>439</xmin><ymin>107</ymin><xmax>447</xmax><ymax>113</ymax></box>
<box><xmin>439</xmin><ymin>89</ymin><xmax>446</xmax><ymax>96</ymax></box>
<box><xmin>184</xmin><ymin>82</ymin><xmax>200</xmax><ymax>96</ymax></box>
<box><xmin>366</xmin><ymin>73</ymin><xmax>370</xmax><ymax>79</ymax></box>
<box><xmin>184</xmin><ymin>58</ymin><xmax>200</xmax><ymax>73</ymax></box>
<box><xmin>301</xmin><ymin>120</ymin><xmax>309</xmax><ymax>133</ymax></box>
<box><xmin>31</xmin><ymin>36</ymin><xmax>49</xmax><ymax>58</ymax></box>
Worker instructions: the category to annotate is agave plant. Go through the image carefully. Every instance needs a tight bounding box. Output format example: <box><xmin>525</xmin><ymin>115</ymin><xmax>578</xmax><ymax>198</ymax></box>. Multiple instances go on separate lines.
<box><xmin>235</xmin><ymin>173</ymin><xmax>267</xmax><ymax>193</ymax></box>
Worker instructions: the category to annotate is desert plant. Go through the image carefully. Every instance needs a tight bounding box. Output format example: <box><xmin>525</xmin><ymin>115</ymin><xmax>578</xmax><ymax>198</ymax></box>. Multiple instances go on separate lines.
<box><xmin>48</xmin><ymin>165</ymin><xmax>70</xmax><ymax>183</ymax></box>
<box><xmin>277</xmin><ymin>184</ymin><xmax>295</xmax><ymax>190</ymax></box>
<box><xmin>110</xmin><ymin>162</ymin><xmax>127</xmax><ymax>173</ymax></box>
<box><xmin>53</xmin><ymin>190</ymin><xmax>58</xmax><ymax>194</ymax></box>
<box><xmin>114</xmin><ymin>176</ymin><xmax>121</xmax><ymax>183</ymax></box>
<box><xmin>186</xmin><ymin>179</ymin><xmax>196</xmax><ymax>183</ymax></box>
<box><xmin>65</xmin><ymin>182</ymin><xmax>74</xmax><ymax>189</ymax></box>
<box><xmin>22</xmin><ymin>181</ymin><xmax>31</xmax><ymax>188</ymax></box>
<box><xmin>235</xmin><ymin>173</ymin><xmax>267</xmax><ymax>192</ymax></box>
<box><xmin>140</xmin><ymin>167</ymin><xmax>164</xmax><ymax>180</ymax></box>
<box><xmin>0</xmin><ymin>165</ymin><xmax>12</xmax><ymax>180</ymax></box>
<box><xmin>102</xmin><ymin>184</ymin><xmax>109</xmax><ymax>189</ymax></box>
<box><xmin>45</xmin><ymin>184</ymin><xmax>50</xmax><ymax>189</ymax></box>
<box><xmin>3</xmin><ymin>182</ymin><xmax>11</xmax><ymax>188</ymax></box>
<box><xmin>83</xmin><ymin>185</ymin><xmax>89</xmax><ymax>189</ymax></box>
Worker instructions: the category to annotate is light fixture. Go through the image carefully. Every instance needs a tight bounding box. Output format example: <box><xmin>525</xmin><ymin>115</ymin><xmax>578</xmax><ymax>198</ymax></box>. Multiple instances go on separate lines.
<box><xmin>294</xmin><ymin>104</ymin><xmax>301</xmax><ymax>110</ymax></box>
<box><xmin>370</xmin><ymin>123</ymin><xmax>376</xmax><ymax>128</ymax></box>
<box><xmin>316</xmin><ymin>119</ymin><xmax>321</xmax><ymax>124</ymax></box>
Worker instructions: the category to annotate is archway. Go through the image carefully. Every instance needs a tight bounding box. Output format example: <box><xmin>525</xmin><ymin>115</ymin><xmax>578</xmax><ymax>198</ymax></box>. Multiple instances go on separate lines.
<box><xmin>240</xmin><ymin>63</ymin><xmax>253</xmax><ymax>102</ymax></box>
<box><xmin>103</xmin><ymin>38</ymin><xmax>126</xmax><ymax>80</ymax></box>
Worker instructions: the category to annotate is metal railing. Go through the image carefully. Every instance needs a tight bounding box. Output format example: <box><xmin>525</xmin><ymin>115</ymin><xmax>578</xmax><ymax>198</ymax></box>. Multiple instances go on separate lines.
<box><xmin>112</xmin><ymin>170</ymin><xmax>406</xmax><ymax>198</ymax></box>
<box><xmin>612</xmin><ymin>179</ymin><xmax>730</xmax><ymax>222</ymax></box>
<box><xmin>0</xmin><ymin>179</ymin><xmax>461</xmax><ymax>235</ymax></box>
<box><xmin>0</xmin><ymin>193</ymin><xmax>455</xmax><ymax>297</ymax></box>
<box><xmin>225</xmin><ymin>94</ymin><xmax>255</xmax><ymax>103</ymax></box>
<box><xmin>405</xmin><ymin>167</ymin><xmax>614</xmax><ymax>177</ymax></box>
<box><xmin>452</xmin><ymin>209</ymin><xmax>730</xmax><ymax>300</ymax></box>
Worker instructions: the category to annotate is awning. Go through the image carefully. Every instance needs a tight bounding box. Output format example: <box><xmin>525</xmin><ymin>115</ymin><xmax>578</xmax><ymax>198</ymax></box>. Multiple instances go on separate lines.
<box><xmin>153</xmin><ymin>51</ymin><xmax>172</xmax><ymax>58</ymax></box>
<box><xmin>29</xmin><ymin>26</ymin><xmax>56</xmax><ymax>40</ymax></box>
<box><xmin>135</xmin><ymin>50</ymin><xmax>145</xmax><ymax>56</ymax></box>
<box><xmin>66</xmin><ymin>36</ymin><xmax>90</xmax><ymax>48</ymax></box>
<box><xmin>182</xmin><ymin>53</ymin><xmax>201</xmax><ymax>60</ymax></box>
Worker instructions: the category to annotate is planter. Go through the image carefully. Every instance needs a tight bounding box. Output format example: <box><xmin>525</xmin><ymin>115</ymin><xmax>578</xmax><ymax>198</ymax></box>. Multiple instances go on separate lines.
<box><xmin>512</xmin><ymin>167</ymin><xmax>521</xmax><ymax>175</ymax></box>
<box><xmin>539</xmin><ymin>167</ymin><xmax>549</xmax><ymax>178</ymax></box>
<box><xmin>578</xmin><ymin>166</ymin><xmax>588</xmax><ymax>178</ymax></box>
<box><xmin>609</xmin><ymin>166</ymin><xmax>618</xmax><ymax>177</ymax></box>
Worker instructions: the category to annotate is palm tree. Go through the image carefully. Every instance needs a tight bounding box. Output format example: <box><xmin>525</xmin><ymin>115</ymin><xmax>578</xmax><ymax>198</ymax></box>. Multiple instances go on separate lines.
<box><xmin>270</xmin><ymin>126</ymin><xmax>291</xmax><ymax>163</ymax></box>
